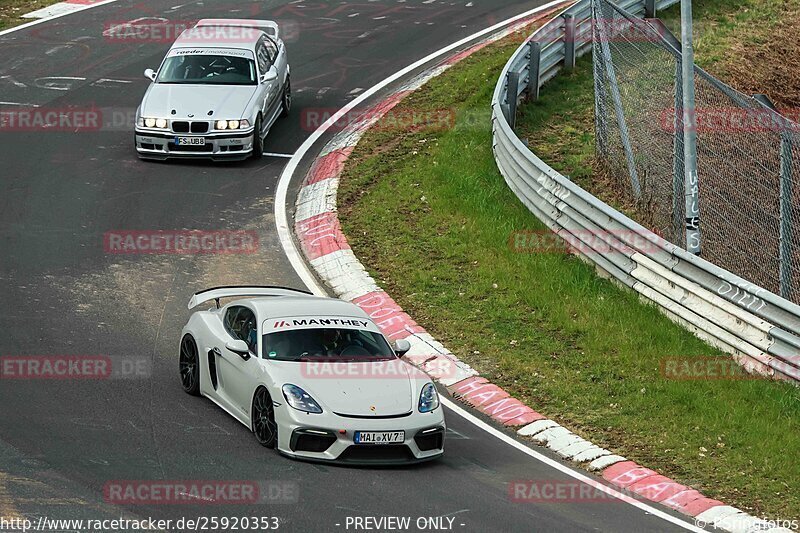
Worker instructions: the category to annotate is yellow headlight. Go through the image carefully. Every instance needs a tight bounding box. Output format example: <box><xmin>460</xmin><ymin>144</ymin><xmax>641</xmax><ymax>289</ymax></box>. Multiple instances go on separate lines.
<box><xmin>144</xmin><ymin>118</ymin><xmax>156</xmax><ymax>128</ymax></box>
<box><xmin>216</xmin><ymin>120</ymin><xmax>228</xmax><ymax>130</ymax></box>
<box><xmin>155</xmin><ymin>118</ymin><xmax>167</xmax><ymax>128</ymax></box>
<box><xmin>228</xmin><ymin>120</ymin><xmax>240</xmax><ymax>130</ymax></box>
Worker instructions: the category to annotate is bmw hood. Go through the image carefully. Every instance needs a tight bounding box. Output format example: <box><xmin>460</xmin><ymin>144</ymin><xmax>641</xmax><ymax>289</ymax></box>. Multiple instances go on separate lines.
<box><xmin>276</xmin><ymin>359</ymin><xmax>422</xmax><ymax>417</ymax></box>
<box><xmin>140</xmin><ymin>84</ymin><xmax>257</xmax><ymax>120</ymax></box>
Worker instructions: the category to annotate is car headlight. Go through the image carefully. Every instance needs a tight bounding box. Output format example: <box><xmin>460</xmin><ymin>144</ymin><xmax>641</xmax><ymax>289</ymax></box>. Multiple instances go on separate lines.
<box><xmin>138</xmin><ymin>117</ymin><xmax>168</xmax><ymax>129</ymax></box>
<box><xmin>418</xmin><ymin>382</ymin><xmax>439</xmax><ymax>413</ymax></box>
<box><xmin>282</xmin><ymin>384</ymin><xmax>323</xmax><ymax>414</ymax></box>
<box><xmin>214</xmin><ymin>119</ymin><xmax>251</xmax><ymax>130</ymax></box>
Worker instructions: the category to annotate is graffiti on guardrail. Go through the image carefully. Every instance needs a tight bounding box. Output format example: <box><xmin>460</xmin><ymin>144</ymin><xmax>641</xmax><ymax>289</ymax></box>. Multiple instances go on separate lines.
<box><xmin>716</xmin><ymin>280</ymin><xmax>767</xmax><ymax>313</ymax></box>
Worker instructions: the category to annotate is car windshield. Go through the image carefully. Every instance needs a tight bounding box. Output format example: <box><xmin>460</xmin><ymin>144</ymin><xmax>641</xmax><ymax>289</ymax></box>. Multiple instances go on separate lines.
<box><xmin>156</xmin><ymin>54</ymin><xmax>257</xmax><ymax>85</ymax></box>
<box><xmin>262</xmin><ymin>328</ymin><xmax>396</xmax><ymax>362</ymax></box>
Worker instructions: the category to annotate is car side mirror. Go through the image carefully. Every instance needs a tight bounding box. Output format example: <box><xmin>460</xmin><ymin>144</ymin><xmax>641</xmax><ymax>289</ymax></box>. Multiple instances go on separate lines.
<box><xmin>394</xmin><ymin>339</ymin><xmax>411</xmax><ymax>357</ymax></box>
<box><xmin>260</xmin><ymin>66</ymin><xmax>278</xmax><ymax>83</ymax></box>
<box><xmin>144</xmin><ymin>68</ymin><xmax>157</xmax><ymax>82</ymax></box>
<box><xmin>226</xmin><ymin>339</ymin><xmax>251</xmax><ymax>360</ymax></box>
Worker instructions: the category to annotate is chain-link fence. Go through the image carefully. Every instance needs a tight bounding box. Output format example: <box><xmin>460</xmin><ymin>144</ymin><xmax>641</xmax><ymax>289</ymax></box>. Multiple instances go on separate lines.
<box><xmin>592</xmin><ymin>0</ymin><xmax>800</xmax><ymax>304</ymax></box>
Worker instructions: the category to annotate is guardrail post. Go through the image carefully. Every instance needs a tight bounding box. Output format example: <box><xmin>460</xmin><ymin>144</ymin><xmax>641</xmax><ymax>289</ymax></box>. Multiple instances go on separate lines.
<box><xmin>564</xmin><ymin>13</ymin><xmax>576</xmax><ymax>70</ymax></box>
<box><xmin>593</xmin><ymin>1</ymin><xmax>642</xmax><ymax>199</ymax></box>
<box><xmin>645</xmin><ymin>0</ymin><xmax>657</xmax><ymax>18</ymax></box>
<box><xmin>528</xmin><ymin>40</ymin><xmax>542</xmax><ymax>100</ymax></box>
<box><xmin>507</xmin><ymin>71</ymin><xmax>520</xmax><ymax>130</ymax></box>
<box><xmin>755</xmin><ymin>94</ymin><xmax>795</xmax><ymax>298</ymax></box>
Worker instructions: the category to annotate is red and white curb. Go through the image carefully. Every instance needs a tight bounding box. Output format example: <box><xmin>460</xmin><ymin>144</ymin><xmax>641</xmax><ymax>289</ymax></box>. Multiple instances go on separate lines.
<box><xmin>22</xmin><ymin>0</ymin><xmax>106</xmax><ymax>19</ymax></box>
<box><xmin>290</xmin><ymin>8</ymin><xmax>792</xmax><ymax>533</ymax></box>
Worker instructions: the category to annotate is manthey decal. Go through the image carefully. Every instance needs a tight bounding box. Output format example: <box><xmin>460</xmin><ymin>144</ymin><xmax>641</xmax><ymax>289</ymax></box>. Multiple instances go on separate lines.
<box><xmin>266</xmin><ymin>317</ymin><xmax>372</xmax><ymax>332</ymax></box>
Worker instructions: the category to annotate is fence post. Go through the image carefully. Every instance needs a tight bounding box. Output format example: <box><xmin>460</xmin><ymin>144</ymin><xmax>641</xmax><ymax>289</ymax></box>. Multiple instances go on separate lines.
<box><xmin>593</xmin><ymin>0</ymin><xmax>642</xmax><ymax>199</ymax></box>
<box><xmin>592</xmin><ymin>21</ymin><xmax>608</xmax><ymax>156</ymax></box>
<box><xmin>680</xmin><ymin>0</ymin><xmax>701</xmax><ymax>255</ymax></box>
<box><xmin>672</xmin><ymin>59</ymin><xmax>685</xmax><ymax>245</ymax></box>
<box><xmin>780</xmin><ymin>131</ymin><xmax>795</xmax><ymax>299</ymax></box>
<box><xmin>507</xmin><ymin>70</ymin><xmax>520</xmax><ymax>130</ymax></box>
<box><xmin>564</xmin><ymin>13</ymin><xmax>576</xmax><ymax>70</ymax></box>
<box><xmin>528</xmin><ymin>40</ymin><xmax>542</xmax><ymax>100</ymax></box>
<box><xmin>754</xmin><ymin>94</ymin><xmax>794</xmax><ymax>298</ymax></box>
<box><xmin>645</xmin><ymin>0</ymin><xmax>657</xmax><ymax>18</ymax></box>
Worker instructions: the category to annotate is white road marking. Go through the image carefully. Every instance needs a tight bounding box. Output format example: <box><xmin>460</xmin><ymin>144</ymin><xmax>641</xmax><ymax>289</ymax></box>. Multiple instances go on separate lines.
<box><xmin>0</xmin><ymin>75</ymin><xmax>27</xmax><ymax>88</ymax></box>
<box><xmin>91</xmin><ymin>78</ymin><xmax>133</xmax><ymax>87</ymax></box>
<box><xmin>262</xmin><ymin>152</ymin><xmax>295</xmax><ymax>159</ymax></box>
<box><xmin>274</xmin><ymin>3</ymin><xmax>704</xmax><ymax>529</ymax></box>
<box><xmin>0</xmin><ymin>0</ymin><xmax>121</xmax><ymax>37</ymax></box>
<box><xmin>0</xmin><ymin>101</ymin><xmax>39</xmax><ymax>107</ymax></box>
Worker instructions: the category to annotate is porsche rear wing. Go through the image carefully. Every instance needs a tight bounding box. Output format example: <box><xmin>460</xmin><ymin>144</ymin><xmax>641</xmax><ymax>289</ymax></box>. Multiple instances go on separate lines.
<box><xmin>194</xmin><ymin>19</ymin><xmax>280</xmax><ymax>39</ymax></box>
<box><xmin>188</xmin><ymin>286</ymin><xmax>313</xmax><ymax>309</ymax></box>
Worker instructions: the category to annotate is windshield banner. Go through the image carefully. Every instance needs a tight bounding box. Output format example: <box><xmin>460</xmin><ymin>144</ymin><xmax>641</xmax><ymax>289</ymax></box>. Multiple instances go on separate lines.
<box><xmin>167</xmin><ymin>47</ymin><xmax>254</xmax><ymax>58</ymax></box>
<box><xmin>263</xmin><ymin>316</ymin><xmax>380</xmax><ymax>334</ymax></box>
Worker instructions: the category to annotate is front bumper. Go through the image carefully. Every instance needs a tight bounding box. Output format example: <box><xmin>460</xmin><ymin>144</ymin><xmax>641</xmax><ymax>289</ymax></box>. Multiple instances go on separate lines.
<box><xmin>276</xmin><ymin>407</ymin><xmax>445</xmax><ymax>465</ymax></box>
<box><xmin>134</xmin><ymin>128</ymin><xmax>254</xmax><ymax>161</ymax></box>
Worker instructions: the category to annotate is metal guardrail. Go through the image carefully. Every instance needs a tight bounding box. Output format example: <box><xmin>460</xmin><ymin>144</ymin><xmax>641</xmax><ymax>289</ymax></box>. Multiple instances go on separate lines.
<box><xmin>491</xmin><ymin>0</ymin><xmax>800</xmax><ymax>382</ymax></box>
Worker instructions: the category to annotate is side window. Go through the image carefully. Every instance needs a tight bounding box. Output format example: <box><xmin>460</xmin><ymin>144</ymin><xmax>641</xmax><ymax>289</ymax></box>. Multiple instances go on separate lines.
<box><xmin>224</xmin><ymin>306</ymin><xmax>258</xmax><ymax>354</ymax></box>
<box><xmin>263</xmin><ymin>38</ymin><xmax>278</xmax><ymax>63</ymax></box>
<box><xmin>256</xmin><ymin>44</ymin><xmax>270</xmax><ymax>75</ymax></box>
<box><xmin>223</xmin><ymin>306</ymin><xmax>242</xmax><ymax>337</ymax></box>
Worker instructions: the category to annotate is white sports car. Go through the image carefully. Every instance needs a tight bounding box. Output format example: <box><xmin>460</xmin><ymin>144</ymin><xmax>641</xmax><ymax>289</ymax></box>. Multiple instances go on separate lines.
<box><xmin>180</xmin><ymin>286</ymin><xmax>445</xmax><ymax>464</ymax></box>
<box><xmin>135</xmin><ymin>19</ymin><xmax>291</xmax><ymax>161</ymax></box>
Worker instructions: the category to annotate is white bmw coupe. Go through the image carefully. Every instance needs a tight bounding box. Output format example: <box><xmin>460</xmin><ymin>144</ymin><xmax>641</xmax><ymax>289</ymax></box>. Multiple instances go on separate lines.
<box><xmin>135</xmin><ymin>19</ymin><xmax>291</xmax><ymax>161</ymax></box>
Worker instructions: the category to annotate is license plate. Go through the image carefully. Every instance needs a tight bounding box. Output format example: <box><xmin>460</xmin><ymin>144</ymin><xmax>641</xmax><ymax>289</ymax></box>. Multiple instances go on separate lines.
<box><xmin>175</xmin><ymin>137</ymin><xmax>205</xmax><ymax>146</ymax></box>
<box><xmin>354</xmin><ymin>431</ymin><xmax>404</xmax><ymax>444</ymax></box>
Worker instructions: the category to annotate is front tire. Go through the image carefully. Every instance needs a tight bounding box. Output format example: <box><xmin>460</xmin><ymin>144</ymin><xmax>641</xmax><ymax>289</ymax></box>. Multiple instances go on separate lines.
<box><xmin>252</xmin><ymin>115</ymin><xmax>264</xmax><ymax>158</ymax></box>
<box><xmin>252</xmin><ymin>387</ymin><xmax>278</xmax><ymax>448</ymax></box>
<box><xmin>280</xmin><ymin>76</ymin><xmax>291</xmax><ymax>118</ymax></box>
<box><xmin>179</xmin><ymin>335</ymin><xmax>200</xmax><ymax>396</ymax></box>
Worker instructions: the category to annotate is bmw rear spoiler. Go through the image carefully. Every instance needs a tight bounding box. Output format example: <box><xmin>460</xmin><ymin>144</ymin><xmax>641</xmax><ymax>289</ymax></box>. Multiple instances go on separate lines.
<box><xmin>188</xmin><ymin>285</ymin><xmax>314</xmax><ymax>309</ymax></box>
<box><xmin>194</xmin><ymin>19</ymin><xmax>280</xmax><ymax>39</ymax></box>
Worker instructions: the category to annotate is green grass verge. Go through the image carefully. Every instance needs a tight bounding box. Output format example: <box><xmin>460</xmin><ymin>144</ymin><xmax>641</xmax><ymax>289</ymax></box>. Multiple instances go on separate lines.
<box><xmin>337</xmin><ymin>22</ymin><xmax>800</xmax><ymax>520</ymax></box>
<box><xmin>0</xmin><ymin>0</ymin><xmax>60</xmax><ymax>30</ymax></box>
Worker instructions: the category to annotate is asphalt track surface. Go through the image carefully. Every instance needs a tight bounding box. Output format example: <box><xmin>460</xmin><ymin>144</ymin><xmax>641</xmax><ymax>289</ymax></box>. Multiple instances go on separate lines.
<box><xmin>0</xmin><ymin>1</ymin><xmax>698</xmax><ymax>531</ymax></box>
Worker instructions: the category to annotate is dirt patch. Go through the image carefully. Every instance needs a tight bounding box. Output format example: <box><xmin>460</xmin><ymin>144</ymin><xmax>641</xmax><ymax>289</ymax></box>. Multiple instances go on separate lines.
<box><xmin>720</xmin><ymin>3</ymin><xmax>800</xmax><ymax>110</ymax></box>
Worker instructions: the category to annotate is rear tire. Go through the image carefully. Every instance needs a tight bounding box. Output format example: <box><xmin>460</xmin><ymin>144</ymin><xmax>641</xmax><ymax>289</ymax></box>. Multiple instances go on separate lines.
<box><xmin>252</xmin><ymin>116</ymin><xmax>264</xmax><ymax>158</ymax></box>
<box><xmin>179</xmin><ymin>335</ymin><xmax>201</xmax><ymax>396</ymax></box>
<box><xmin>252</xmin><ymin>387</ymin><xmax>278</xmax><ymax>449</ymax></box>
